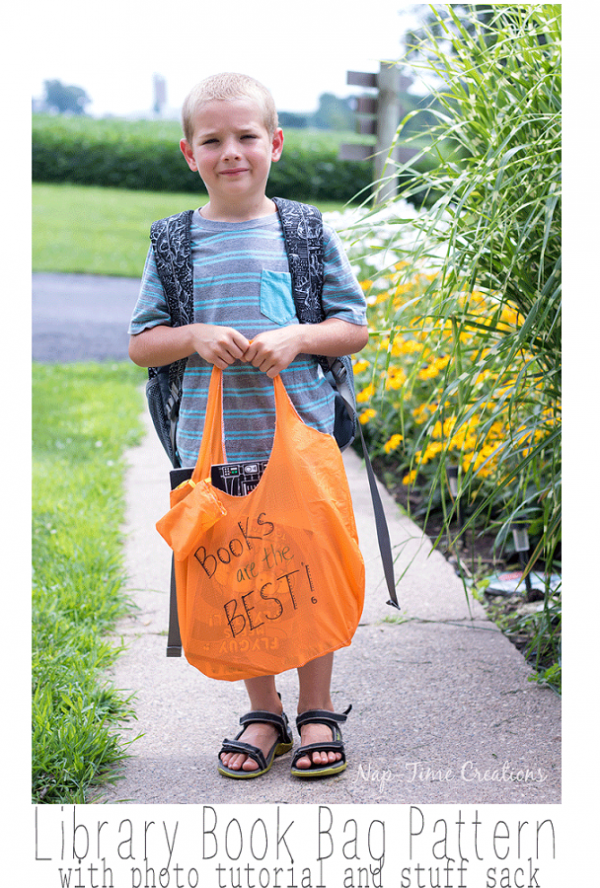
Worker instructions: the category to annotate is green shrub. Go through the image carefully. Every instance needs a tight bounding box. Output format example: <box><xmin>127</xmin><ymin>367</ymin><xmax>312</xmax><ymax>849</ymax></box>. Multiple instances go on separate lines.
<box><xmin>32</xmin><ymin>115</ymin><xmax>374</xmax><ymax>203</ymax></box>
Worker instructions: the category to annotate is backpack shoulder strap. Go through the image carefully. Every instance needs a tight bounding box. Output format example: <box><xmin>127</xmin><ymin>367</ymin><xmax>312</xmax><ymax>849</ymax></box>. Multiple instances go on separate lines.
<box><xmin>147</xmin><ymin>210</ymin><xmax>195</xmax><ymax>458</ymax></box>
<box><xmin>272</xmin><ymin>198</ymin><xmax>325</xmax><ymax>326</ymax></box>
<box><xmin>148</xmin><ymin>209</ymin><xmax>194</xmax><ymax>387</ymax></box>
<box><xmin>149</xmin><ymin>210</ymin><xmax>195</xmax><ymax>329</ymax></box>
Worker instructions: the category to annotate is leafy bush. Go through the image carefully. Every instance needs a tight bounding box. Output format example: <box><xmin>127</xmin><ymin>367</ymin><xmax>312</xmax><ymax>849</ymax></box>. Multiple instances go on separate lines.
<box><xmin>32</xmin><ymin>115</ymin><xmax>374</xmax><ymax>203</ymax></box>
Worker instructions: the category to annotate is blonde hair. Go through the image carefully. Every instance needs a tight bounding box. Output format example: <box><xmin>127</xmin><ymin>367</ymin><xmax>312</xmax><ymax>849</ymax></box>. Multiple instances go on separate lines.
<box><xmin>182</xmin><ymin>73</ymin><xmax>278</xmax><ymax>143</ymax></box>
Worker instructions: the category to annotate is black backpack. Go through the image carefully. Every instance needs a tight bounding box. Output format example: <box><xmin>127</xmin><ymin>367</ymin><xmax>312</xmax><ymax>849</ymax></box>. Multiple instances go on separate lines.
<box><xmin>143</xmin><ymin>197</ymin><xmax>399</xmax><ymax>656</ymax></box>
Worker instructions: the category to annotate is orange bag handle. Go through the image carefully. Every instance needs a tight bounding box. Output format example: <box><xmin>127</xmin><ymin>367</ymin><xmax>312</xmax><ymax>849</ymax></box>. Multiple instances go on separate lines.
<box><xmin>191</xmin><ymin>367</ymin><xmax>301</xmax><ymax>484</ymax></box>
<box><xmin>191</xmin><ymin>366</ymin><xmax>227</xmax><ymax>483</ymax></box>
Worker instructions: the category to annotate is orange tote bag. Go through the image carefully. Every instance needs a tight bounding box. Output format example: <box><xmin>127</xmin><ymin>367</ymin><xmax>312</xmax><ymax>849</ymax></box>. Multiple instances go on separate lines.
<box><xmin>156</xmin><ymin>367</ymin><xmax>365</xmax><ymax>681</ymax></box>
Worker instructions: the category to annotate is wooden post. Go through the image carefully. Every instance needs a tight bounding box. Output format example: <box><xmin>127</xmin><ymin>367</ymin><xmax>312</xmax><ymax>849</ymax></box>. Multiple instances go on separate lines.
<box><xmin>341</xmin><ymin>63</ymin><xmax>412</xmax><ymax>205</ymax></box>
<box><xmin>374</xmin><ymin>63</ymin><xmax>401</xmax><ymax>203</ymax></box>
<box><xmin>340</xmin><ymin>71</ymin><xmax>379</xmax><ymax>168</ymax></box>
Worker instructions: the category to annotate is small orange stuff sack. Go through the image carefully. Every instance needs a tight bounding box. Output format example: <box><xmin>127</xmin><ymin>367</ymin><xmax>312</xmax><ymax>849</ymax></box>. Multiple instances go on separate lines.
<box><xmin>156</xmin><ymin>367</ymin><xmax>365</xmax><ymax>682</ymax></box>
<box><xmin>156</xmin><ymin>479</ymin><xmax>227</xmax><ymax>562</ymax></box>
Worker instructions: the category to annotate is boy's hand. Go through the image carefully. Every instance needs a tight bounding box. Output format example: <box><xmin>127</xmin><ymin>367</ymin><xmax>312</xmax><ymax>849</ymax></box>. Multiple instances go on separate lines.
<box><xmin>129</xmin><ymin>322</ymin><xmax>250</xmax><ymax>369</ymax></box>
<box><xmin>243</xmin><ymin>327</ymin><xmax>304</xmax><ymax>378</ymax></box>
<box><xmin>242</xmin><ymin>319</ymin><xmax>369</xmax><ymax>378</ymax></box>
<box><xmin>189</xmin><ymin>324</ymin><xmax>251</xmax><ymax>369</ymax></box>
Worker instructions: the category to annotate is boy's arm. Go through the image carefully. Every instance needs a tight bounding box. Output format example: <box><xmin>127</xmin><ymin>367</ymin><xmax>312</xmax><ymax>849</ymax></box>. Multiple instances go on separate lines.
<box><xmin>243</xmin><ymin>319</ymin><xmax>368</xmax><ymax>379</ymax></box>
<box><xmin>128</xmin><ymin>322</ymin><xmax>250</xmax><ymax>370</ymax></box>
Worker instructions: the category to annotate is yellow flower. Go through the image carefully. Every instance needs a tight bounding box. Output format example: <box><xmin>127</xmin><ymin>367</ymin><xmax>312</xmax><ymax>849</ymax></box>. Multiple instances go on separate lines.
<box><xmin>356</xmin><ymin>383</ymin><xmax>375</xmax><ymax>404</ymax></box>
<box><xmin>359</xmin><ymin>279</ymin><xmax>373</xmax><ymax>291</ymax></box>
<box><xmin>515</xmin><ymin>425</ymin><xmax>530</xmax><ymax>446</ymax></box>
<box><xmin>430</xmin><ymin>416</ymin><xmax>458</xmax><ymax>441</ymax></box>
<box><xmin>394</xmin><ymin>282</ymin><xmax>411</xmax><ymax>299</ymax></box>
<box><xmin>402</xmin><ymin>469</ymin><xmax>418</xmax><ymax>486</ymax></box>
<box><xmin>396</xmin><ymin>338</ymin><xmax>426</xmax><ymax>357</ymax></box>
<box><xmin>415</xmin><ymin>355</ymin><xmax>450</xmax><ymax>382</ymax></box>
<box><xmin>470</xmin><ymin>290</ymin><xmax>488</xmax><ymax>307</ymax></box>
<box><xmin>384</xmin><ymin>367</ymin><xmax>407</xmax><ymax>390</ymax></box>
<box><xmin>418</xmin><ymin>364</ymin><xmax>439</xmax><ymax>381</ymax></box>
<box><xmin>449</xmin><ymin>427</ymin><xmax>478</xmax><ymax>452</ymax></box>
<box><xmin>359</xmin><ymin>408</ymin><xmax>377</xmax><ymax>425</ymax></box>
<box><xmin>463</xmin><ymin>443</ymin><xmax>499</xmax><ymax>477</ymax></box>
<box><xmin>412</xmin><ymin>403</ymin><xmax>434</xmax><ymax>425</ymax></box>
<box><xmin>542</xmin><ymin>407</ymin><xmax>560</xmax><ymax>426</ymax></box>
<box><xmin>353</xmin><ymin>359</ymin><xmax>370</xmax><ymax>375</ymax></box>
<box><xmin>383</xmin><ymin>434</ymin><xmax>403</xmax><ymax>454</ymax></box>
<box><xmin>421</xmin><ymin>441</ymin><xmax>443</xmax><ymax>464</ymax></box>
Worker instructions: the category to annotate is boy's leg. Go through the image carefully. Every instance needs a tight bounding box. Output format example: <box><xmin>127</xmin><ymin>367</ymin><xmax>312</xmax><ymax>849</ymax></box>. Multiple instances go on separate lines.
<box><xmin>220</xmin><ymin>676</ymin><xmax>283</xmax><ymax>772</ymax></box>
<box><xmin>295</xmin><ymin>652</ymin><xmax>343</xmax><ymax>770</ymax></box>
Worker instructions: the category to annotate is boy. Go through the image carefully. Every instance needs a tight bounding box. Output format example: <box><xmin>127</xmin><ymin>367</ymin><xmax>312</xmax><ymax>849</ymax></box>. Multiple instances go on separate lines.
<box><xmin>128</xmin><ymin>73</ymin><xmax>368</xmax><ymax>778</ymax></box>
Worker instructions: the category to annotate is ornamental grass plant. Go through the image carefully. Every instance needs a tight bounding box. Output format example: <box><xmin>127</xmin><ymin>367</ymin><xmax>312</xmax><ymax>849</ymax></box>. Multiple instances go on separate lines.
<box><xmin>341</xmin><ymin>4</ymin><xmax>561</xmax><ymax>690</ymax></box>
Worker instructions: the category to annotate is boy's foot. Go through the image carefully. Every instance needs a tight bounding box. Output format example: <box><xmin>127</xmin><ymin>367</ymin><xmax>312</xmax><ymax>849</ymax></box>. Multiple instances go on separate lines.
<box><xmin>290</xmin><ymin>707</ymin><xmax>351</xmax><ymax>778</ymax></box>
<box><xmin>218</xmin><ymin>709</ymin><xmax>294</xmax><ymax>778</ymax></box>
<box><xmin>293</xmin><ymin>721</ymin><xmax>343</xmax><ymax>769</ymax></box>
<box><xmin>219</xmin><ymin>721</ymin><xmax>281</xmax><ymax>772</ymax></box>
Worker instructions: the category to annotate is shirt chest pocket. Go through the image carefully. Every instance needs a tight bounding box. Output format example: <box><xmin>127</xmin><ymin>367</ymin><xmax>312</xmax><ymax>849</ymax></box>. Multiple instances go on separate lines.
<box><xmin>260</xmin><ymin>269</ymin><xmax>296</xmax><ymax>326</ymax></box>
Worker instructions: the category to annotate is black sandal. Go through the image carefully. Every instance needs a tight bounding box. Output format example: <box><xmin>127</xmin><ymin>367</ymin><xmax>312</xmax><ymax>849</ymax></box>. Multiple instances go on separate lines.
<box><xmin>290</xmin><ymin>705</ymin><xmax>352</xmax><ymax>778</ymax></box>
<box><xmin>217</xmin><ymin>709</ymin><xmax>294</xmax><ymax>779</ymax></box>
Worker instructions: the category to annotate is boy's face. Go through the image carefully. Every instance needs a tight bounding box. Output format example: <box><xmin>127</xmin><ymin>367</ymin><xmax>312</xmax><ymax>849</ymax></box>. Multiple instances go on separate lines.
<box><xmin>180</xmin><ymin>98</ymin><xmax>283</xmax><ymax>212</ymax></box>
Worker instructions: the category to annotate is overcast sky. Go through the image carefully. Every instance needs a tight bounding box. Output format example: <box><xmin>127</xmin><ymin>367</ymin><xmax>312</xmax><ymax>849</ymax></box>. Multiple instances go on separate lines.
<box><xmin>29</xmin><ymin>0</ymin><xmax>427</xmax><ymax>118</ymax></box>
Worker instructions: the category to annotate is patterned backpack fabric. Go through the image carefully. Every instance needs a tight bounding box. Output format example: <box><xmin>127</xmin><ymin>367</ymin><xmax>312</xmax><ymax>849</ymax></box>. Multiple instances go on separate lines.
<box><xmin>146</xmin><ymin>198</ymin><xmax>357</xmax><ymax>468</ymax></box>
<box><xmin>146</xmin><ymin>209</ymin><xmax>194</xmax><ymax>467</ymax></box>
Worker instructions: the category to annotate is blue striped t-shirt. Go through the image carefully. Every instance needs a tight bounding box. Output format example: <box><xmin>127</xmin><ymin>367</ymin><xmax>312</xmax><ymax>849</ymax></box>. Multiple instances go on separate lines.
<box><xmin>129</xmin><ymin>209</ymin><xmax>366</xmax><ymax>466</ymax></box>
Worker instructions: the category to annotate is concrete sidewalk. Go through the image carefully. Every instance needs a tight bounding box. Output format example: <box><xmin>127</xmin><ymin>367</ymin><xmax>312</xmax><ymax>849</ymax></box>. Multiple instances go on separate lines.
<box><xmin>101</xmin><ymin>409</ymin><xmax>561</xmax><ymax>805</ymax></box>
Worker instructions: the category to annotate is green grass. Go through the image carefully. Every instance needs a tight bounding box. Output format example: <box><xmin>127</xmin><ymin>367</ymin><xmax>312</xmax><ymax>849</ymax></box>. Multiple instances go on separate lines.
<box><xmin>32</xmin><ymin>361</ymin><xmax>146</xmax><ymax>803</ymax></box>
<box><xmin>32</xmin><ymin>182</ymin><xmax>351</xmax><ymax>277</ymax></box>
<box><xmin>32</xmin><ymin>183</ymin><xmax>198</xmax><ymax>277</ymax></box>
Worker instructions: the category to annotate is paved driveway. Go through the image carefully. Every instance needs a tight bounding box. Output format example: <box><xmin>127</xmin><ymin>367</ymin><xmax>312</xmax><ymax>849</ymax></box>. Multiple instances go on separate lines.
<box><xmin>32</xmin><ymin>272</ymin><xmax>140</xmax><ymax>362</ymax></box>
